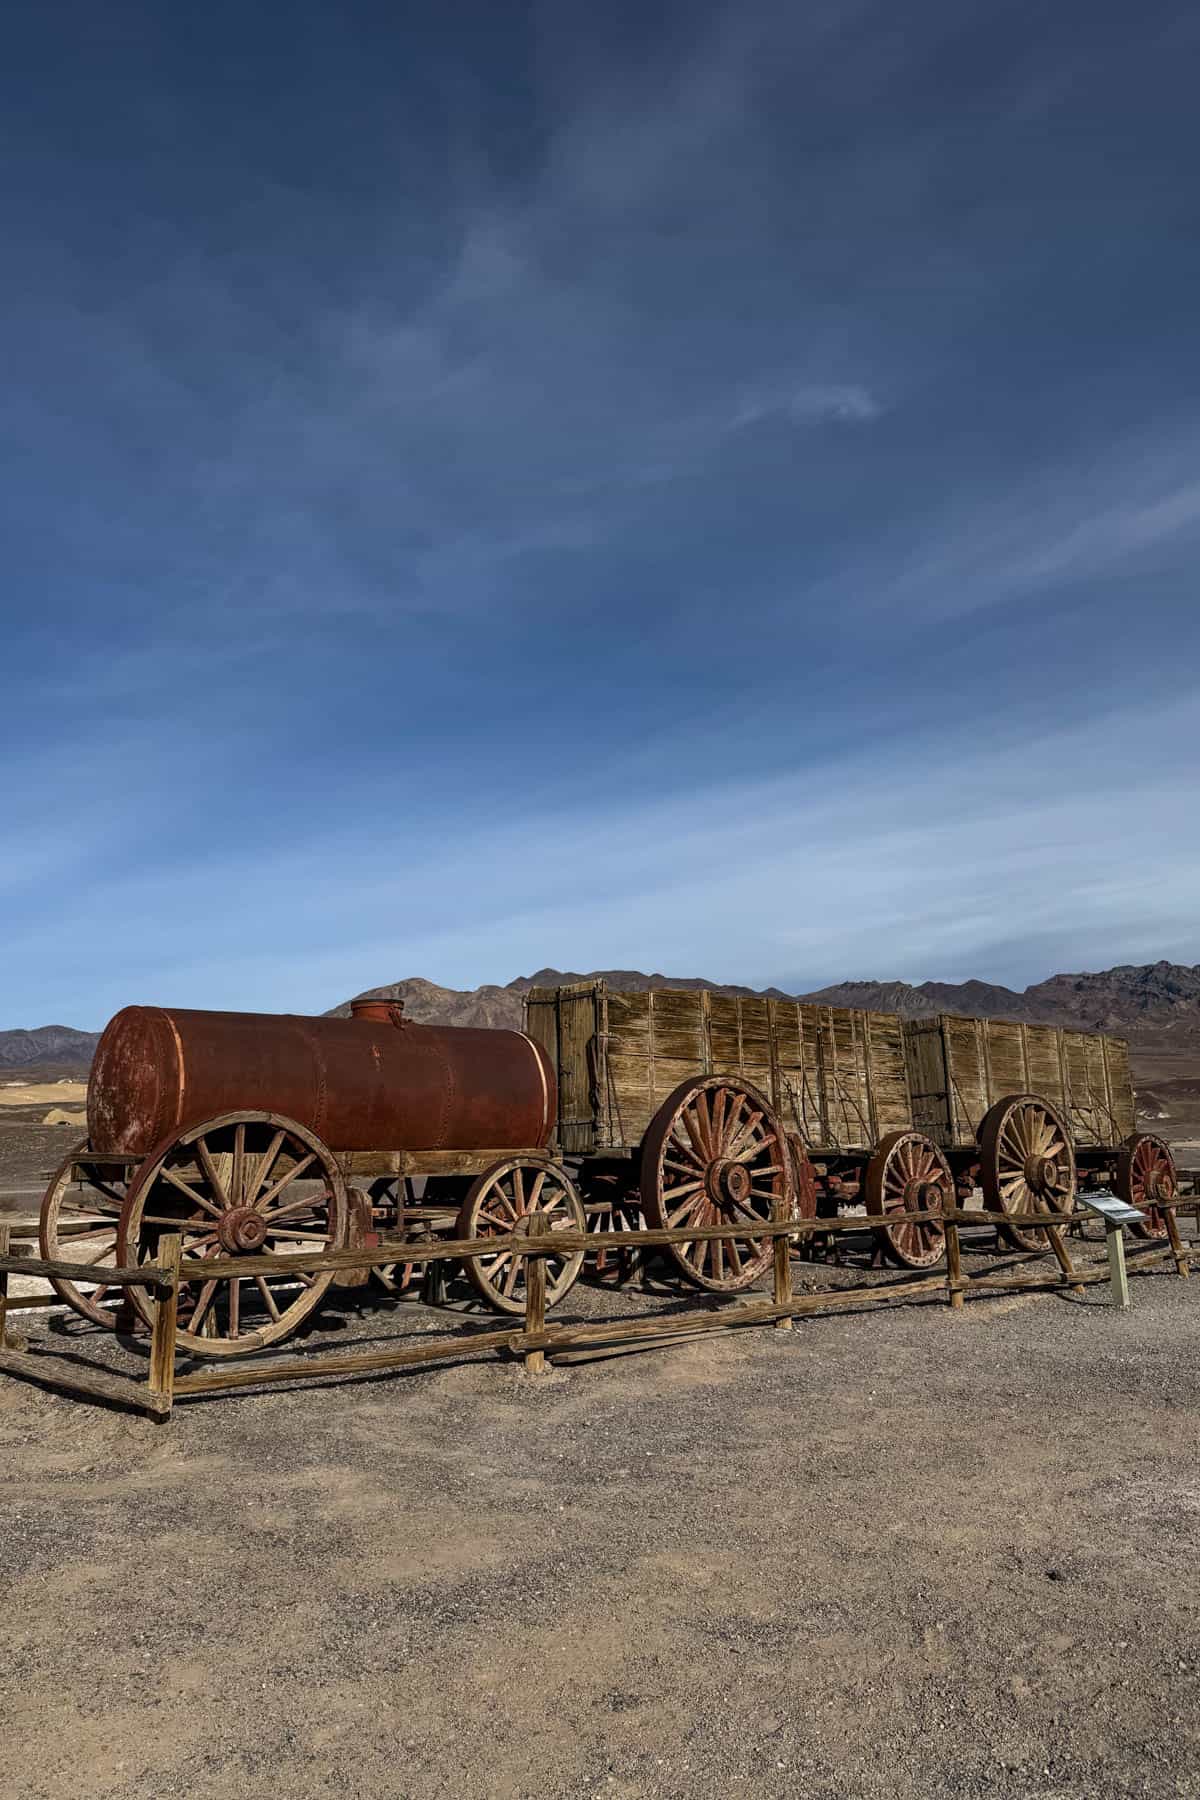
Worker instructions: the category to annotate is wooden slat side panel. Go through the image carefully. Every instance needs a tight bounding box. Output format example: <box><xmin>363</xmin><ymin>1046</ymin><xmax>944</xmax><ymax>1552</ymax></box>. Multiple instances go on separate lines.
<box><xmin>816</xmin><ymin>1007</ymin><xmax>873</xmax><ymax>1152</ymax></box>
<box><xmin>606</xmin><ymin>989</ymin><xmax>651</xmax><ymax>1044</ymax></box>
<box><xmin>604</xmin><ymin>1050</ymin><xmax>655</xmax><ymax>1149</ymax></box>
<box><xmin>706</xmin><ymin>996</ymin><xmax>742</xmax><ymax>1076</ymax></box>
<box><xmin>942</xmin><ymin>1016</ymin><xmax>989</xmax><ymax>1146</ymax></box>
<box><xmin>777</xmin><ymin>1005</ymin><xmax>823</xmax><ymax>1145</ymax></box>
<box><xmin>903</xmin><ymin>1018</ymin><xmax>953</xmax><ymax>1146</ymax></box>
<box><xmin>736</xmin><ymin>997</ymin><xmax>774</xmax><ymax>1117</ymax></box>
<box><xmin>769</xmin><ymin>1000</ymin><xmax>800</xmax><ymax>1117</ymax></box>
<box><xmin>864</xmin><ymin>1012</ymin><xmax>911</xmax><ymax>1139</ymax></box>
<box><xmin>1024</xmin><ymin>1025</ymin><xmax>1066</xmax><ymax>1114</ymax></box>
<box><xmin>1062</xmin><ymin>1030</ymin><xmax>1112</xmax><ymax>1147</ymax></box>
<box><xmin>646</xmin><ymin>989</ymin><xmax>708</xmax><ymax>1067</ymax></box>
<box><xmin>984</xmin><ymin>1020</ymin><xmax>1029</xmax><ymax>1103</ymax></box>
<box><xmin>1104</xmin><ymin>1037</ymin><xmax>1135</xmax><ymax>1141</ymax></box>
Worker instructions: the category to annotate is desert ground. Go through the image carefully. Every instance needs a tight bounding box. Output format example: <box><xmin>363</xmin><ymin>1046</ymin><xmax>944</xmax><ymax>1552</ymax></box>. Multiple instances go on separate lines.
<box><xmin>2</xmin><ymin>1103</ymin><xmax>1200</xmax><ymax>1799</ymax></box>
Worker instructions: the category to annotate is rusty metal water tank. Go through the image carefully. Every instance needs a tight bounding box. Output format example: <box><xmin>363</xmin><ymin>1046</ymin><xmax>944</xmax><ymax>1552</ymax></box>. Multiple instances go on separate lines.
<box><xmin>87</xmin><ymin>1000</ymin><xmax>557</xmax><ymax>1158</ymax></box>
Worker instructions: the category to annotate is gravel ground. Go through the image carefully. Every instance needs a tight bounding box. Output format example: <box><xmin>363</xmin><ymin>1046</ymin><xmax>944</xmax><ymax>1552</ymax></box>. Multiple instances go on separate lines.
<box><xmin>3</xmin><ymin>1237</ymin><xmax>1200</xmax><ymax>1799</ymax></box>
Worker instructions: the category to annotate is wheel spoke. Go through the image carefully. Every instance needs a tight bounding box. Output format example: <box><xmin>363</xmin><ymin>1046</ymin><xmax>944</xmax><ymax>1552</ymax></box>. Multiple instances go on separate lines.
<box><xmin>231</xmin><ymin>1124</ymin><xmax>246</xmax><ymax>1209</ymax></box>
<box><xmin>663</xmin><ymin>1176</ymin><xmax>706</xmax><ymax>1203</ymax></box>
<box><xmin>710</xmin><ymin>1087</ymin><xmax>728</xmax><ymax>1154</ymax></box>
<box><xmin>254</xmin><ymin>1153</ymin><xmax>316</xmax><ymax>1213</ymax></box>
<box><xmin>160</xmin><ymin>1164</ymin><xmax>222</xmax><ymax>1218</ymax></box>
<box><xmin>247</xmin><ymin>1129</ymin><xmax>287</xmax><ymax>1203</ymax></box>
<box><xmin>668</xmin><ymin>1190</ymin><xmax>708</xmax><ymax>1227</ymax></box>
<box><xmin>193</xmin><ymin>1138</ymin><xmax>230</xmax><ymax>1209</ymax></box>
<box><xmin>254</xmin><ymin>1276</ymin><xmax>281</xmax><ymax>1322</ymax></box>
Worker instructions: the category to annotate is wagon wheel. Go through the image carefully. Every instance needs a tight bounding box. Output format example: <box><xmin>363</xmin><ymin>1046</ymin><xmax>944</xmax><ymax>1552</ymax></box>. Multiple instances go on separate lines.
<box><xmin>864</xmin><ymin>1131</ymin><xmax>950</xmax><ymax>1270</ymax></box>
<box><xmin>456</xmin><ymin>1160</ymin><xmax>587</xmax><ymax>1317</ymax></box>
<box><xmin>979</xmin><ymin>1094</ymin><xmax>1075</xmax><ymax>1251</ymax></box>
<box><xmin>39</xmin><ymin>1140</ymin><xmax>135</xmax><ymax>1330</ymax></box>
<box><xmin>1117</xmin><ymin>1133</ymin><xmax>1177</xmax><ymax>1241</ymax></box>
<box><xmin>360</xmin><ymin>1177</ymin><xmax>419</xmax><ymax>1293</ymax></box>
<box><xmin>640</xmin><ymin>1076</ymin><xmax>792</xmax><ymax>1293</ymax></box>
<box><xmin>119</xmin><ymin>1111</ymin><xmax>348</xmax><ymax>1356</ymax></box>
<box><xmin>580</xmin><ymin>1165</ymin><xmax>643</xmax><ymax>1288</ymax></box>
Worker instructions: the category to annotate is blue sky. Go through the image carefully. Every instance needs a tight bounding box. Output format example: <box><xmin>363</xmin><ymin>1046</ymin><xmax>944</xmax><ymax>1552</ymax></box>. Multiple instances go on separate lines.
<box><xmin>3</xmin><ymin>0</ymin><xmax>1199</xmax><ymax>1028</ymax></box>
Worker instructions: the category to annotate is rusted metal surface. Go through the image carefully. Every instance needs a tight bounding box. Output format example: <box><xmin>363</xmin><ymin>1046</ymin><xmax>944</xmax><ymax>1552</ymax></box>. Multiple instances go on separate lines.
<box><xmin>88</xmin><ymin>1004</ymin><xmax>557</xmax><ymax>1158</ymax></box>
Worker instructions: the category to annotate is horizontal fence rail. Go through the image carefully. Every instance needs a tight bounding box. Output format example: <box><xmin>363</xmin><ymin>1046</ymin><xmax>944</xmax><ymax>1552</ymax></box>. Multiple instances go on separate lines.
<box><xmin>0</xmin><ymin>1197</ymin><xmax>1195</xmax><ymax>1420</ymax></box>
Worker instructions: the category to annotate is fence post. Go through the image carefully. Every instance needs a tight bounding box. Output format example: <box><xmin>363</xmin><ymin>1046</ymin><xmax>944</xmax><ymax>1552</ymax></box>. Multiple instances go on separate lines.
<box><xmin>944</xmin><ymin>1206</ymin><xmax>965</xmax><ymax>1310</ymax></box>
<box><xmin>148</xmin><ymin>1233</ymin><xmax>182</xmax><ymax>1416</ymax></box>
<box><xmin>773</xmin><ymin>1195</ymin><xmax>793</xmax><ymax>1330</ymax></box>
<box><xmin>1162</xmin><ymin>1204</ymin><xmax>1190</xmax><ymax>1280</ymax></box>
<box><xmin>1042</xmin><ymin>1221</ymin><xmax>1085</xmax><ymax>1297</ymax></box>
<box><xmin>522</xmin><ymin>1212</ymin><xmax>549</xmax><ymax>1375</ymax></box>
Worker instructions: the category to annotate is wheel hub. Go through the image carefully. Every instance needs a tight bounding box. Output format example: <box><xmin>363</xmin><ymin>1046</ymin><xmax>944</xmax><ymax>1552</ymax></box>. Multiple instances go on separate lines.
<box><xmin>1023</xmin><ymin>1154</ymin><xmax>1059</xmax><ymax>1195</ymax></box>
<box><xmin>903</xmin><ymin>1178</ymin><xmax>942</xmax><ymax>1210</ymax></box>
<box><xmin>706</xmin><ymin>1159</ymin><xmax>752</xmax><ymax>1208</ymax></box>
<box><xmin>217</xmin><ymin>1207</ymin><xmax>270</xmax><ymax>1253</ymax></box>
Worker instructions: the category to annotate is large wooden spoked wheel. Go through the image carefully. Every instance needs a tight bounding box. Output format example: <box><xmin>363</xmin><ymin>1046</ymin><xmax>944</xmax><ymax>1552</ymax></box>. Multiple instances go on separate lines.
<box><xmin>580</xmin><ymin>1165</ymin><xmax>643</xmax><ymax>1289</ymax></box>
<box><xmin>979</xmin><ymin>1094</ymin><xmax>1075</xmax><ymax>1251</ymax></box>
<box><xmin>39</xmin><ymin>1141</ymin><xmax>134</xmax><ymax>1330</ymax></box>
<box><xmin>864</xmin><ymin>1131</ymin><xmax>951</xmax><ymax>1269</ymax></box>
<box><xmin>456</xmin><ymin>1160</ymin><xmax>587</xmax><ymax>1317</ymax></box>
<box><xmin>119</xmin><ymin>1112</ymin><xmax>349</xmax><ymax>1356</ymax></box>
<box><xmin>1117</xmin><ymin>1133</ymin><xmax>1177</xmax><ymax>1241</ymax></box>
<box><xmin>640</xmin><ymin>1076</ymin><xmax>792</xmax><ymax>1293</ymax></box>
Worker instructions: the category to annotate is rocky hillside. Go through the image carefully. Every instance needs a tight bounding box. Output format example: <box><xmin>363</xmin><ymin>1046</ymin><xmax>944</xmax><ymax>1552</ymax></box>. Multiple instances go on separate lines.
<box><xmin>336</xmin><ymin>962</ymin><xmax>1200</xmax><ymax>1049</ymax></box>
<box><xmin>0</xmin><ymin>1025</ymin><xmax>100</xmax><ymax>1071</ymax></box>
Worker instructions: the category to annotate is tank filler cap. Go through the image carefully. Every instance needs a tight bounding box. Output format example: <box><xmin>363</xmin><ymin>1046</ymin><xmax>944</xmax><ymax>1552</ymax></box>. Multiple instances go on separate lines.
<box><xmin>350</xmin><ymin>997</ymin><xmax>406</xmax><ymax>1027</ymax></box>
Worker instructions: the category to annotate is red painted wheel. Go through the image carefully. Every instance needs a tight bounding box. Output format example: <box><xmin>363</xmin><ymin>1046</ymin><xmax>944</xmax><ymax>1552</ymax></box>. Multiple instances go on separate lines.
<box><xmin>640</xmin><ymin>1076</ymin><xmax>792</xmax><ymax>1292</ymax></box>
<box><xmin>864</xmin><ymin>1131</ymin><xmax>950</xmax><ymax>1269</ymax></box>
<box><xmin>580</xmin><ymin>1165</ymin><xmax>643</xmax><ymax>1288</ymax></box>
<box><xmin>1117</xmin><ymin>1133</ymin><xmax>1176</xmax><ymax>1241</ymax></box>
<box><xmin>787</xmin><ymin>1136</ymin><xmax>818</xmax><ymax>1222</ymax></box>
<box><xmin>979</xmin><ymin>1094</ymin><xmax>1075</xmax><ymax>1251</ymax></box>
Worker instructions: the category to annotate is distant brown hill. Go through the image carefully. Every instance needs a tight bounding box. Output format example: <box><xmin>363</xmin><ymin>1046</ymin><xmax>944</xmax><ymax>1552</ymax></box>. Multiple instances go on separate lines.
<box><xmin>334</xmin><ymin>960</ymin><xmax>1200</xmax><ymax>1050</ymax></box>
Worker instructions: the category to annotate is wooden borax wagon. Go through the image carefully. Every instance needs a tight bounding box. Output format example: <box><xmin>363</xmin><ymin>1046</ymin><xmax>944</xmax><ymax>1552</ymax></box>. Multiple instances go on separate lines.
<box><xmin>524</xmin><ymin>982</ymin><xmax>1176</xmax><ymax>1270</ymax></box>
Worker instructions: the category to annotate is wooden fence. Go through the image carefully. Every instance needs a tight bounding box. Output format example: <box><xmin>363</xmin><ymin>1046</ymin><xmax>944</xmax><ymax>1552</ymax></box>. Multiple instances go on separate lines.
<box><xmin>0</xmin><ymin>1197</ymin><xmax>1196</xmax><ymax>1422</ymax></box>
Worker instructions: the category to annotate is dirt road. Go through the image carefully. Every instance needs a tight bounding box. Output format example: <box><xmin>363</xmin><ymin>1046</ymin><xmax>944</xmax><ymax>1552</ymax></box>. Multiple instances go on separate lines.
<box><xmin>2</xmin><ymin>1265</ymin><xmax>1199</xmax><ymax>1799</ymax></box>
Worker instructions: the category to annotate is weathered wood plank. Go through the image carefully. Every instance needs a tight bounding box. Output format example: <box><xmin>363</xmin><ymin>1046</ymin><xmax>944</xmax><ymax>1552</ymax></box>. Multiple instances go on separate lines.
<box><xmin>0</xmin><ymin>1253</ymin><xmax>170</xmax><ymax>1290</ymax></box>
<box><xmin>148</xmin><ymin>1234</ymin><xmax>181</xmax><ymax>1409</ymax></box>
<box><xmin>0</xmin><ymin>1347</ymin><xmax>169</xmax><ymax>1416</ymax></box>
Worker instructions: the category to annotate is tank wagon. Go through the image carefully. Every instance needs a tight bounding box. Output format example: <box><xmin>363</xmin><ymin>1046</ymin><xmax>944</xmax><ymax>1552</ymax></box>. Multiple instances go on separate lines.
<box><xmin>37</xmin><ymin>982</ymin><xmax>1174</xmax><ymax>1359</ymax></box>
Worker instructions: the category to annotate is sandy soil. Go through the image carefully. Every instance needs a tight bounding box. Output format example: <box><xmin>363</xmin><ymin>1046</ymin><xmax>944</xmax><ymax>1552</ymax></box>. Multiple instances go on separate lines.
<box><xmin>4</xmin><ymin>1242</ymin><xmax>1200</xmax><ymax>1798</ymax></box>
<box><xmin>4</xmin><ymin>1114</ymin><xmax>1200</xmax><ymax>1797</ymax></box>
<box><xmin>0</xmin><ymin>1081</ymin><xmax>88</xmax><ymax>1107</ymax></box>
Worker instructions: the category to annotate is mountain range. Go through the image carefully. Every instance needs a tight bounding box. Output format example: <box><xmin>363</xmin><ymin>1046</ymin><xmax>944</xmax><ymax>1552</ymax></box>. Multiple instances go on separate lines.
<box><xmin>5</xmin><ymin>962</ymin><xmax>1199</xmax><ymax>1071</ymax></box>
<box><xmin>330</xmin><ymin>960</ymin><xmax>1200</xmax><ymax>1048</ymax></box>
